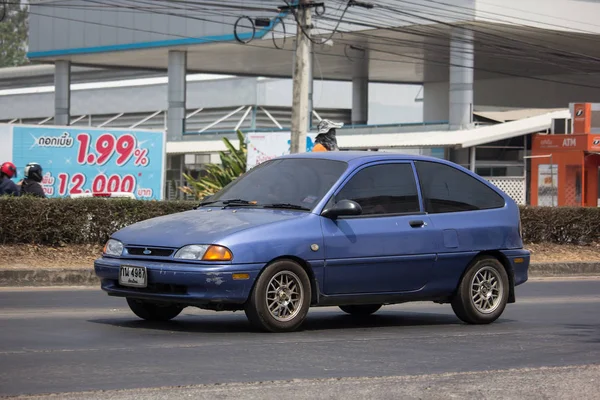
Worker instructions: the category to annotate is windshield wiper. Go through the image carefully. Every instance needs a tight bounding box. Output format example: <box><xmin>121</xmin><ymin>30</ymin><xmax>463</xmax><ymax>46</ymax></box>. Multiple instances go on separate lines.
<box><xmin>197</xmin><ymin>200</ymin><xmax>218</xmax><ymax>207</ymax></box>
<box><xmin>197</xmin><ymin>198</ymin><xmax>255</xmax><ymax>208</ymax></box>
<box><xmin>221</xmin><ymin>199</ymin><xmax>258</xmax><ymax>208</ymax></box>
<box><xmin>262</xmin><ymin>203</ymin><xmax>311</xmax><ymax>211</ymax></box>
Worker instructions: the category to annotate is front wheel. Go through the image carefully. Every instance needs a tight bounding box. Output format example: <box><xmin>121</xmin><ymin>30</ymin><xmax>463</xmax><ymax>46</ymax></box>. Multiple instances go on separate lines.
<box><xmin>245</xmin><ymin>260</ymin><xmax>311</xmax><ymax>332</ymax></box>
<box><xmin>339</xmin><ymin>304</ymin><xmax>382</xmax><ymax>316</ymax></box>
<box><xmin>451</xmin><ymin>256</ymin><xmax>509</xmax><ymax>324</ymax></box>
<box><xmin>126</xmin><ymin>298</ymin><xmax>183</xmax><ymax>321</ymax></box>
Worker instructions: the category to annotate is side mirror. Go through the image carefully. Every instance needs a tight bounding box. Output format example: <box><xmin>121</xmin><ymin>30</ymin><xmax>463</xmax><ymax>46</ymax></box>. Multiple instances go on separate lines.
<box><xmin>321</xmin><ymin>199</ymin><xmax>362</xmax><ymax>219</ymax></box>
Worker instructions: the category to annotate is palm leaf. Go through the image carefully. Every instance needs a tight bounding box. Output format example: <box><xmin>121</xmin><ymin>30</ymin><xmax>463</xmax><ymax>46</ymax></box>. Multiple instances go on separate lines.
<box><xmin>178</xmin><ymin>130</ymin><xmax>248</xmax><ymax>200</ymax></box>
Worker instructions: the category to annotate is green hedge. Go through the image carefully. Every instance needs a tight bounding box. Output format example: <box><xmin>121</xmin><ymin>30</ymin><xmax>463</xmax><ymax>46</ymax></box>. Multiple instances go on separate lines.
<box><xmin>0</xmin><ymin>197</ymin><xmax>195</xmax><ymax>246</ymax></box>
<box><xmin>519</xmin><ymin>206</ymin><xmax>600</xmax><ymax>245</ymax></box>
<box><xmin>1</xmin><ymin>197</ymin><xmax>599</xmax><ymax>245</ymax></box>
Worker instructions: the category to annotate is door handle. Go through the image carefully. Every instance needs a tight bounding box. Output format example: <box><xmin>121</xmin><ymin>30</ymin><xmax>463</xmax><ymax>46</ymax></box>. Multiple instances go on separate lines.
<box><xmin>409</xmin><ymin>220</ymin><xmax>426</xmax><ymax>228</ymax></box>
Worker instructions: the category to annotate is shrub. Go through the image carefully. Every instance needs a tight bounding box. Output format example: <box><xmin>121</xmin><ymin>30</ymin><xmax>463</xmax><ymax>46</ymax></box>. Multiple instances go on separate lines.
<box><xmin>1</xmin><ymin>196</ymin><xmax>599</xmax><ymax>246</ymax></box>
<box><xmin>0</xmin><ymin>197</ymin><xmax>195</xmax><ymax>245</ymax></box>
<box><xmin>519</xmin><ymin>205</ymin><xmax>600</xmax><ymax>245</ymax></box>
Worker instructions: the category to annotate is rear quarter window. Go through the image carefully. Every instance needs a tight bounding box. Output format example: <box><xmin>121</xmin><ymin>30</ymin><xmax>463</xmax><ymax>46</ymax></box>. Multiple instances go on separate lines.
<box><xmin>415</xmin><ymin>161</ymin><xmax>505</xmax><ymax>213</ymax></box>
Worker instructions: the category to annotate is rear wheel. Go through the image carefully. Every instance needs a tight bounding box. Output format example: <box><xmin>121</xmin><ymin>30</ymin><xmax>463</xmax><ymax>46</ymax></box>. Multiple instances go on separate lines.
<box><xmin>451</xmin><ymin>256</ymin><xmax>509</xmax><ymax>324</ymax></box>
<box><xmin>126</xmin><ymin>298</ymin><xmax>183</xmax><ymax>321</ymax></box>
<box><xmin>245</xmin><ymin>260</ymin><xmax>311</xmax><ymax>332</ymax></box>
<box><xmin>339</xmin><ymin>304</ymin><xmax>382</xmax><ymax>316</ymax></box>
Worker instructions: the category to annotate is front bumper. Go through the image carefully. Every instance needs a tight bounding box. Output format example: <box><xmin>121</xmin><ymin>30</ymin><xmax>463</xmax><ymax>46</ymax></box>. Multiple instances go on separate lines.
<box><xmin>94</xmin><ymin>257</ymin><xmax>264</xmax><ymax>306</ymax></box>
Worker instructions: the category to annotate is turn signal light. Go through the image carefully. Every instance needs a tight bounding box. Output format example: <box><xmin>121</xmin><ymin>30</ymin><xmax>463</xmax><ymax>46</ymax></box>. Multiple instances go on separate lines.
<box><xmin>202</xmin><ymin>245</ymin><xmax>233</xmax><ymax>261</ymax></box>
<box><xmin>232</xmin><ymin>273</ymin><xmax>250</xmax><ymax>280</ymax></box>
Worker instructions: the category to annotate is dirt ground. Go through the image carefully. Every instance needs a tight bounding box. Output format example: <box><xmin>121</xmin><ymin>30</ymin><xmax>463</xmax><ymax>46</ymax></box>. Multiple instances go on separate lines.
<box><xmin>0</xmin><ymin>244</ymin><xmax>103</xmax><ymax>269</ymax></box>
<box><xmin>0</xmin><ymin>242</ymin><xmax>598</xmax><ymax>269</ymax></box>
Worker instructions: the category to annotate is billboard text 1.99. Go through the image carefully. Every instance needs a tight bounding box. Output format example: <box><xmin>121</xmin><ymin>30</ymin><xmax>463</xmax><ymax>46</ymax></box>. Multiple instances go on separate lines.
<box><xmin>12</xmin><ymin>126</ymin><xmax>165</xmax><ymax>200</ymax></box>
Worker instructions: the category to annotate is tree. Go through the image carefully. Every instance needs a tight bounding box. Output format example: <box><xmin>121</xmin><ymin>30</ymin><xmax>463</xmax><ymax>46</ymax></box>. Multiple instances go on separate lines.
<box><xmin>179</xmin><ymin>130</ymin><xmax>247</xmax><ymax>200</ymax></box>
<box><xmin>0</xmin><ymin>2</ymin><xmax>29</xmax><ymax>68</ymax></box>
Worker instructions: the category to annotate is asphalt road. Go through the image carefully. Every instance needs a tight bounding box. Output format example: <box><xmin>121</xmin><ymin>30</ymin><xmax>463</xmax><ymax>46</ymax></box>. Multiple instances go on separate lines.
<box><xmin>1</xmin><ymin>278</ymin><xmax>599</xmax><ymax>399</ymax></box>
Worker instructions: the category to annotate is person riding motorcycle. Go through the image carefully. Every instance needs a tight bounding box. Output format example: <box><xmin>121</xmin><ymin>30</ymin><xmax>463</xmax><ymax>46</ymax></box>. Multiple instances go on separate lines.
<box><xmin>0</xmin><ymin>162</ymin><xmax>20</xmax><ymax>196</ymax></box>
<box><xmin>312</xmin><ymin>119</ymin><xmax>343</xmax><ymax>152</ymax></box>
<box><xmin>19</xmin><ymin>162</ymin><xmax>46</xmax><ymax>198</ymax></box>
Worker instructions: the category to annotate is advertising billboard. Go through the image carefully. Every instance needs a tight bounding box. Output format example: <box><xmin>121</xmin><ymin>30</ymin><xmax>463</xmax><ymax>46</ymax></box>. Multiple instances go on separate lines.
<box><xmin>246</xmin><ymin>131</ymin><xmax>318</xmax><ymax>171</ymax></box>
<box><xmin>5</xmin><ymin>124</ymin><xmax>166</xmax><ymax>200</ymax></box>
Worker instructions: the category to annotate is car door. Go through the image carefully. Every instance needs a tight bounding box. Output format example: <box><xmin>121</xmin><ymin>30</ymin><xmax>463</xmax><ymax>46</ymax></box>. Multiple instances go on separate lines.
<box><xmin>413</xmin><ymin>160</ymin><xmax>513</xmax><ymax>278</ymax></box>
<box><xmin>321</xmin><ymin>161</ymin><xmax>441</xmax><ymax>295</ymax></box>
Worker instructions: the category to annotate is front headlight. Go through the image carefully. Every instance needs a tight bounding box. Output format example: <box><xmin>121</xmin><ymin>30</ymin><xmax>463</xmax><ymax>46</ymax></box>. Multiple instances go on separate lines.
<box><xmin>103</xmin><ymin>239</ymin><xmax>124</xmax><ymax>256</ymax></box>
<box><xmin>174</xmin><ymin>244</ymin><xmax>233</xmax><ymax>261</ymax></box>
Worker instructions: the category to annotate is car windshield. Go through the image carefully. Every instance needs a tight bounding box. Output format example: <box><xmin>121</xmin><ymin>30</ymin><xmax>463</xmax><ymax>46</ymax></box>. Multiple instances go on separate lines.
<box><xmin>205</xmin><ymin>158</ymin><xmax>348</xmax><ymax>211</ymax></box>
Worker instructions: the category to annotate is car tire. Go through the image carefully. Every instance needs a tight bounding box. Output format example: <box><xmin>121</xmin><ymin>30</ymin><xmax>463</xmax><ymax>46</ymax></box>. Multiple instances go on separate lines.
<box><xmin>126</xmin><ymin>298</ymin><xmax>183</xmax><ymax>321</ymax></box>
<box><xmin>245</xmin><ymin>260</ymin><xmax>312</xmax><ymax>333</ymax></box>
<box><xmin>451</xmin><ymin>256</ymin><xmax>509</xmax><ymax>324</ymax></box>
<box><xmin>339</xmin><ymin>304</ymin><xmax>382</xmax><ymax>316</ymax></box>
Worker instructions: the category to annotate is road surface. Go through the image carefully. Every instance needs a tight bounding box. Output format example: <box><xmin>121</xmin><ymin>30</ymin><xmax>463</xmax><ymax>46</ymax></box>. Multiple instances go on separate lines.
<box><xmin>1</xmin><ymin>278</ymin><xmax>599</xmax><ymax>399</ymax></box>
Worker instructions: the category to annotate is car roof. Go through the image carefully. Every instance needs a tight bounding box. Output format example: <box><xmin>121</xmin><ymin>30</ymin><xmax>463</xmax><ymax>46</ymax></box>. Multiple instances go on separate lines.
<box><xmin>278</xmin><ymin>150</ymin><xmax>446</xmax><ymax>164</ymax></box>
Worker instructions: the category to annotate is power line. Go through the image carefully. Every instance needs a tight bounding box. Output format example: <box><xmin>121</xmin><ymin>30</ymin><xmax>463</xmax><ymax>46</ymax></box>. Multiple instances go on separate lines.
<box><xmin>335</xmin><ymin>39</ymin><xmax>600</xmax><ymax>90</ymax></box>
<box><xmin>315</xmin><ymin>17</ymin><xmax>600</xmax><ymax>76</ymax></box>
<box><xmin>23</xmin><ymin>8</ymin><xmax>427</xmax><ymax>70</ymax></box>
<box><xmin>468</xmin><ymin>0</ymin><xmax>600</xmax><ymax>33</ymax></box>
<box><xmin>24</xmin><ymin>0</ymin><xmax>600</xmax><ymax>90</ymax></box>
<box><xmin>313</xmin><ymin>2</ymin><xmax>600</xmax><ymax>77</ymax></box>
<box><xmin>384</xmin><ymin>1</ymin><xmax>600</xmax><ymax>62</ymax></box>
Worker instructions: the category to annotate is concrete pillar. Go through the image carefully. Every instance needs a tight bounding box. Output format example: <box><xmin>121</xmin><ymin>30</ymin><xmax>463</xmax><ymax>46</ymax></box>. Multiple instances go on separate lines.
<box><xmin>167</xmin><ymin>51</ymin><xmax>187</xmax><ymax>140</ymax></box>
<box><xmin>470</xmin><ymin>146</ymin><xmax>476</xmax><ymax>172</ymax></box>
<box><xmin>423</xmin><ymin>82</ymin><xmax>449</xmax><ymax>123</ymax></box>
<box><xmin>54</xmin><ymin>61</ymin><xmax>71</xmax><ymax>126</ymax></box>
<box><xmin>351</xmin><ymin>50</ymin><xmax>369</xmax><ymax>125</ymax></box>
<box><xmin>449</xmin><ymin>27</ymin><xmax>474</xmax><ymax>130</ymax></box>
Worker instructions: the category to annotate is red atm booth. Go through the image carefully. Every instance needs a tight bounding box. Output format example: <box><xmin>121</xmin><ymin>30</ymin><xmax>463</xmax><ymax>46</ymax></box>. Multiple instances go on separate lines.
<box><xmin>530</xmin><ymin>103</ymin><xmax>600</xmax><ymax>207</ymax></box>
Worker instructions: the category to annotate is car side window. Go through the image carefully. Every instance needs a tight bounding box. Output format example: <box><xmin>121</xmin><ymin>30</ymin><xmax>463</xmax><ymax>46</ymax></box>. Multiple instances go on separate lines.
<box><xmin>414</xmin><ymin>161</ymin><xmax>505</xmax><ymax>213</ymax></box>
<box><xmin>335</xmin><ymin>163</ymin><xmax>420</xmax><ymax>216</ymax></box>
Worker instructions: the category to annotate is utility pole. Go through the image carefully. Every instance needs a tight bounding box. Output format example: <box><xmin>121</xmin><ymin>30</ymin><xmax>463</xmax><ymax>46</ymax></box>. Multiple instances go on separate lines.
<box><xmin>285</xmin><ymin>0</ymin><xmax>371</xmax><ymax>152</ymax></box>
<box><xmin>289</xmin><ymin>0</ymin><xmax>312</xmax><ymax>153</ymax></box>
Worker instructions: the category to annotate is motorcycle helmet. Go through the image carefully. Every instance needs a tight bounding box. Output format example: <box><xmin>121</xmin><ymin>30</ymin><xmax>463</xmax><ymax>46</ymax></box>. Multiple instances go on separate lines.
<box><xmin>0</xmin><ymin>162</ymin><xmax>17</xmax><ymax>178</ymax></box>
<box><xmin>24</xmin><ymin>162</ymin><xmax>43</xmax><ymax>183</ymax></box>
<box><xmin>316</xmin><ymin>119</ymin><xmax>344</xmax><ymax>134</ymax></box>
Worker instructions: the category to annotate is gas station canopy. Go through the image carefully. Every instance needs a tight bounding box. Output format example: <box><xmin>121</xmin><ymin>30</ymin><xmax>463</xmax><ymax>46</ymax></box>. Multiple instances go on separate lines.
<box><xmin>27</xmin><ymin>1</ymin><xmax>600</xmax><ymax>84</ymax></box>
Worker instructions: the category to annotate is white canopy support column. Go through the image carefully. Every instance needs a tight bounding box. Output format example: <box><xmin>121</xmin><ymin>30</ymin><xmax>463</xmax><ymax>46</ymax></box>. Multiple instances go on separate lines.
<box><xmin>352</xmin><ymin>49</ymin><xmax>369</xmax><ymax>125</ymax></box>
<box><xmin>449</xmin><ymin>27</ymin><xmax>474</xmax><ymax>130</ymax></box>
<box><xmin>167</xmin><ymin>50</ymin><xmax>187</xmax><ymax>140</ymax></box>
<box><xmin>54</xmin><ymin>60</ymin><xmax>71</xmax><ymax>126</ymax></box>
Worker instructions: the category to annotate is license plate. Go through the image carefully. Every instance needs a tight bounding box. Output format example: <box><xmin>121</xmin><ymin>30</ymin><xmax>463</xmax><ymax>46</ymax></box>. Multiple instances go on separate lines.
<box><xmin>119</xmin><ymin>265</ymin><xmax>147</xmax><ymax>288</ymax></box>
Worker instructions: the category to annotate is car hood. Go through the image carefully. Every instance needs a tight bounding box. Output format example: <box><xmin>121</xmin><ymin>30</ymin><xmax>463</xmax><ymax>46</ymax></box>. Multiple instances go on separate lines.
<box><xmin>111</xmin><ymin>208</ymin><xmax>307</xmax><ymax>248</ymax></box>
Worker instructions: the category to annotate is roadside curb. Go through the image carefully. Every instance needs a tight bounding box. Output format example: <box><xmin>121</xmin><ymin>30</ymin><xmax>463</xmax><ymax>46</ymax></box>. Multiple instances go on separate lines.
<box><xmin>528</xmin><ymin>262</ymin><xmax>600</xmax><ymax>277</ymax></box>
<box><xmin>0</xmin><ymin>268</ymin><xmax>98</xmax><ymax>287</ymax></box>
<box><xmin>1</xmin><ymin>262</ymin><xmax>600</xmax><ymax>287</ymax></box>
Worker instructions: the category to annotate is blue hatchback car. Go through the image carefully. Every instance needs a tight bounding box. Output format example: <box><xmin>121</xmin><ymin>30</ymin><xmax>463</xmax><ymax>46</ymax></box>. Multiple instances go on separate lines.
<box><xmin>95</xmin><ymin>151</ymin><xmax>529</xmax><ymax>332</ymax></box>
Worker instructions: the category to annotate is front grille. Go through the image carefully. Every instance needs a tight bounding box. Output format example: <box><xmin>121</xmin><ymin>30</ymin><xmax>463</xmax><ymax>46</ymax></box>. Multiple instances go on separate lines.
<box><xmin>126</xmin><ymin>247</ymin><xmax>174</xmax><ymax>257</ymax></box>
